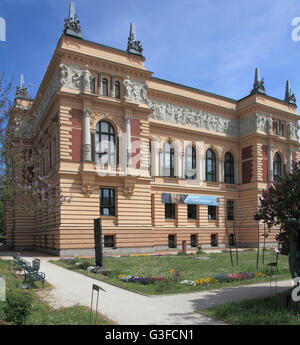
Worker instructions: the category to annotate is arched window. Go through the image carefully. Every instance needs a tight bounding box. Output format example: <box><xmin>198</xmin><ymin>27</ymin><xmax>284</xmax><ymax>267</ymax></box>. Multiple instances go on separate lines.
<box><xmin>102</xmin><ymin>78</ymin><xmax>108</xmax><ymax>96</ymax></box>
<box><xmin>162</xmin><ymin>142</ymin><xmax>175</xmax><ymax>177</ymax></box>
<box><xmin>96</xmin><ymin>121</ymin><xmax>116</xmax><ymax>164</ymax></box>
<box><xmin>185</xmin><ymin>145</ymin><xmax>196</xmax><ymax>180</ymax></box>
<box><xmin>273</xmin><ymin>152</ymin><xmax>282</xmax><ymax>182</ymax></box>
<box><xmin>206</xmin><ymin>149</ymin><xmax>216</xmax><ymax>182</ymax></box>
<box><xmin>115</xmin><ymin>81</ymin><xmax>121</xmax><ymax>99</ymax></box>
<box><xmin>224</xmin><ymin>152</ymin><xmax>235</xmax><ymax>184</ymax></box>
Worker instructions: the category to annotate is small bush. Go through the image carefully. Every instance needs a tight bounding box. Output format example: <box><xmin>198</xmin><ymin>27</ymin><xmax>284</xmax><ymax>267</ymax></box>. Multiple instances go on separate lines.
<box><xmin>79</xmin><ymin>260</ymin><xmax>92</xmax><ymax>271</ymax></box>
<box><xmin>177</xmin><ymin>251</ymin><xmax>187</xmax><ymax>256</ymax></box>
<box><xmin>4</xmin><ymin>291</ymin><xmax>33</xmax><ymax>325</ymax></box>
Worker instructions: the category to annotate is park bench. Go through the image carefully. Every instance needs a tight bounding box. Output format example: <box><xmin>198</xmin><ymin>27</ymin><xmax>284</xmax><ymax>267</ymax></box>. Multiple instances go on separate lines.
<box><xmin>11</xmin><ymin>254</ymin><xmax>46</xmax><ymax>288</ymax></box>
<box><xmin>23</xmin><ymin>265</ymin><xmax>45</xmax><ymax>288</ymax></box>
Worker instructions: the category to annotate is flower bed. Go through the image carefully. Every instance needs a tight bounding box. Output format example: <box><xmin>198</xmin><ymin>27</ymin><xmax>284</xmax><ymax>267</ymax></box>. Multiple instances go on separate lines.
<box><xmin>179</xmin><ymin>272</ymin><xmax>267</xmax><ymax>286</ymax></box>
<box><xmin>118</xmin><ymin>271</ymin><xmax>267</xmax><ymax>287</ymax></box>
<box><xmin>118</xmin><ymin>274</ymin><xmax>168</xmax><ymax>285</ymax></box>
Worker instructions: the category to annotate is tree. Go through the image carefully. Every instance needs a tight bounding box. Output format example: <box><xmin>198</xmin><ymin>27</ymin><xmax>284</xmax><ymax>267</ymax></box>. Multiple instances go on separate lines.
<box><xmin>254</xmin><ymin>161</ymin><xmax>300</xmax><ymax>278</ymax></box>
<box><xmin>0</xmin><ymin>73</ymin><xmax>70</xmax><ymax>248</ymax></box>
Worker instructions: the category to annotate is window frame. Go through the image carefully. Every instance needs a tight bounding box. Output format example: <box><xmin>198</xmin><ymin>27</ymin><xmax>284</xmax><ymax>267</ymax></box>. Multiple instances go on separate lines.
<box><xmin>102</xmin><ymin>78</ymin><xmax>108</xmax><ymax>96</ymax></box>
<box><xmin>115</xmin><ymin>81</ymin><xmax>121</xmax><ymax>99</ymax></box>
<box><xmin>99</xmin><ymin>188</ymin><xmax>116</xmax><ymax>217</ymax></box>
<box><xmin>226</xmin><ymin>200</ymin><xmax>235</xmax><ymax>221</ymax></box>
<box><xmin>185</xmin><ymin>145</ymin><xmax>196</xmax><ymax>180</ymax></box>
<box><xmin>165</xmin><ymin>203</ymin><xmax>176</xmax><ymax>219</ymax></box>
<box><xmin>162</xmin><ymin>142</ymin><xmax>175</xmax><ymax>177</ymax></box>
<box><xmin>206</xmin><ymin>149</ymin><xmax>217</xmax><ymax>182</ymax></box>
<box><xmin>187</xmin><ymin>204</ymin><xmax>197</xmax><ymax>220</ymax></box>
<box><xmin>104</xmin><ymin>235</ymin><xmax>115</xmax><ymax>248</ymax></box>
<box><xmin>208</xmin><ymin>205</ymin><xmax>217</xmax><ymax>220</ymax></box>
<box><xmin>96</xmin><ymin>121</ymin><xmax>116</xmax><ymax>165</ymax></box>
<box><xmin>190</xmin><ymin>234</ymin><xmax>198</xmax><ymax>248</ymax></box>
<box><xmin>273</xmin><ymin>152</ymin><xmax>282</xmax><ymax>182</ymax></box>
<box><xmin>224</xmin><ymin>152</ymin><xmax>235</xmax><ymax>184</ymax></box>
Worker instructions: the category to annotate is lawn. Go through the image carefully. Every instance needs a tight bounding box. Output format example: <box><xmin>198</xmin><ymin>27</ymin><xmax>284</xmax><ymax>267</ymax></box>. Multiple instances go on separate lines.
<box><xmin>0</xmin><ymin>259</ymin><xmax>114</xmax><ymax>325</ymax></box>
<box><xmin>201</xmin><ymin>296</ymin><xmax>300</xmax><ymax>325</ymax></box>
<box><xmin>53</xmin><ymin>249</ymin><xmax>291</xmax><ymax>295</ymax></box>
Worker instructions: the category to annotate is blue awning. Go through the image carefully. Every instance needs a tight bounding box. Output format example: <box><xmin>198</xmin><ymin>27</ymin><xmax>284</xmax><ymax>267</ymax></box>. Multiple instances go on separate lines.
<box><xmin>161</xmin><ymin>193</ymin><xmax>220</xmax><ymax>206</ymax></box>
<box><xmin>183</xmin><ymin>195</ymin><xmax>220</xmax><ymax>206</ymax></box>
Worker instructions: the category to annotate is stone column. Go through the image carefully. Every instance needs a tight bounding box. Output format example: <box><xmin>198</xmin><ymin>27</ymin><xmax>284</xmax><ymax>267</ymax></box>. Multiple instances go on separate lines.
<box><xmin>219</xmin><ymin>159</ymin><xmax>224</xmax><ymax>183</ymax></box>
<box><xmin>289</xmin><ymin>149</ymin><xmax>294</xmax><ymax>173</ymax></box>
<box><xmin>82</xmin><ymin>108</ymin><xmax>91</xmax><ymax>161</ymax></box>
<box><xmin>150</xmin><ymin>141</ymin><xmax>159</xmax><ymax>177</ymax></box>
<box><xmin>234</xmin><ymin>162</ymin><xmax>239</xmax><ymax>184</ymax></box>
<box><xmin>125</xmin><ymin>116</ymin><xmax>132</xmax><ymax>166</ymax></box>
<box><xmin>97</xmin><ymin>72</ymin><xmax>102</xmax><ymax>96</ymax></box>
<box><xmin>268</xmin><ymin>144</ymin><xmax>273</xmax><ymax>182</ymax></box>
<box><xmin>110</xmin><ymin>75</ymin><xmax>115</xmax><ymax>98</ymax></box>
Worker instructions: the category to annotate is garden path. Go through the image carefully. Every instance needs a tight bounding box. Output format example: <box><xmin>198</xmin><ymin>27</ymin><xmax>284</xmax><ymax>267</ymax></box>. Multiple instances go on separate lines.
<box><xmin>0</xmin><ymin>252</ymin><xmax>293</xmax><ymax>325</ymax></box>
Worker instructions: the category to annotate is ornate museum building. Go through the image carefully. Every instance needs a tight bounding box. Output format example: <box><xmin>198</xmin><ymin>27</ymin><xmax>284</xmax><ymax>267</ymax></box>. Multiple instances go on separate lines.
<box><xmin>5</xmin><ymin>3</ymin><xmax>300</xmax><ymax>255</ymax></box>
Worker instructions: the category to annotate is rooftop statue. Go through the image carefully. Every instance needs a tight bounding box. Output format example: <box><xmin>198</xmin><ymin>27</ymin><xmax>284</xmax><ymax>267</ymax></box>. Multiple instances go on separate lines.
<box><xmin>64</xmin><ymin>1</ymin><xmax>82</xmax><ymax>38</ymax></box>
<box><xmin>127</xmin><ymin>22</ymin><xmax>143</xmax><ymax>56</ymax></box>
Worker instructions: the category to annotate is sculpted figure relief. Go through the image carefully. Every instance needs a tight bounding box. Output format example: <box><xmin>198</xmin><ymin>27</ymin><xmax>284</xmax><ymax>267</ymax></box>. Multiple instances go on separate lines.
<box><xmin>123</xmin><ymin>76</ymin><xmax>148</xmax><ymax>104</ymax></box>
<box><xmin>81</xmin><ymin>65</ymin><xmax>92</xmax><ymax>92</ymax></box>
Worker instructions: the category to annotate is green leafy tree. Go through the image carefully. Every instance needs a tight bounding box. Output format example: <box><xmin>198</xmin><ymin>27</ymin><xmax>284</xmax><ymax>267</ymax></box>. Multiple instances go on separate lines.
<box><xmin>254</xmin><ymin>161</ymin><xmax>300</xmax><ymax>277</ymax></box>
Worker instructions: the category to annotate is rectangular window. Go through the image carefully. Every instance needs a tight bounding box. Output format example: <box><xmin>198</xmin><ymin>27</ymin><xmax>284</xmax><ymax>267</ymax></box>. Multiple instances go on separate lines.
<box><xmin>191</xmin><ymin>234</ymin><xmax>198</xmax><ymax>247</ymax></box>
<box><xmin>187</xmin><ymin>204</ymin><xmax>197</xmax><ymax>220</ymax></box>
<box><xmin>273</xmin><ymin>120</ymin><xmax>278</xmax><ymax>135</ymax></box>
<box><xmin>208</xmin><ymin>206</ymin><xmax>217</xmax><ymax>220</ymax></box>
<box><xmin>226</xmin><ymin>200</ymin><xmax>235</xmax><ymax>221</ymax></box>
<box><xmin>211</xmin><ymin>234</ymin><xmax>218</xmax><ymax>247</ymax></box>
<box><xmin>104</xmin><ymin>235</ymin><xmax>115</xmax><ymax>248</ymax></box>
<box><xmin>168</xmin><ymin>235</ymin><xmax>176</xmax><ymax>248</ymax></box>
<box><xmin>165</xmin><ymin>203</ymin><xmax>176</xmax><ymax>219</ymax></box>
<box><xmin>100</xmin><ymin>188</ymin><xmax>115</xmax><ymax>216</ymax></box>
<box><xmin>279</xmin><ymin>121</ymin><xmax>284</xmax><ymax>136</ymax></box>
<box><xmin>229</xmin><ymin>234</ymin><xmax>236</xmax><ymax>246</ymax></box>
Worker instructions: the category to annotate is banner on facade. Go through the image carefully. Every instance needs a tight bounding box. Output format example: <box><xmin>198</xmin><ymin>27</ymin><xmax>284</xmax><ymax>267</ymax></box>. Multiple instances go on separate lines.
<box><xmin>161</xmin><ymin>193</ymin><xmax>220</xmax><ymax>206</ymax></box>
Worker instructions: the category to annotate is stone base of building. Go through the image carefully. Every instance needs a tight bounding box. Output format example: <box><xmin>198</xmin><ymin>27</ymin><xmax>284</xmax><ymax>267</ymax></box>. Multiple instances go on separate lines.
<box><xmin>1</xmin><ymin>241</ymin><xmax>278</xmax><ymax>257</ymax></box>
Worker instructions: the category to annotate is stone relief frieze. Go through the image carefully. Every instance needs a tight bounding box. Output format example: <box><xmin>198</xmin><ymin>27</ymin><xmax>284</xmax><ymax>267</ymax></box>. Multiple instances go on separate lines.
<box><xmin>33</xmin><ymin>62</ymin><xmax>299</xmax><ymax>141</ymax></box>
<box><xmin>147</xmin><ymin>99</ymin><xmax>240</xmax><ymax>137</ymax></box>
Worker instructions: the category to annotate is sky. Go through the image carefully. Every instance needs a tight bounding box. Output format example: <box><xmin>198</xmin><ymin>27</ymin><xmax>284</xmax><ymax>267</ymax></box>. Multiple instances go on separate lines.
<box><xmin>0</xmin><ymin>0</ymin><xmax>300</xmax><ymax>136</ymax></box>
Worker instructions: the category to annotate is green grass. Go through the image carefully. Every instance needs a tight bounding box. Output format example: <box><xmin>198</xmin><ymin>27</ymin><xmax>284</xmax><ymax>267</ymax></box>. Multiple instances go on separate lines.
<box><xmin>0</xmin><ymin>259</ymin><xmax>114</xmax><ymax>325</ymax></box>
<box><xmin>52</xmin><ymin>249</ymin><xmax>291</xmax><ymax>295</ymax></box>
<box><xmin>201</xmin><ymin>296</ymin><xmax>300</xmax><ymax>325</ymax></box>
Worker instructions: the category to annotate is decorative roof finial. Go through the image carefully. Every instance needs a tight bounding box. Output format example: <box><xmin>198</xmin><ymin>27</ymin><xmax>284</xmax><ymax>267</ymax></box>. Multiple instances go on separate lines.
<box><xmin>16</xmin><ymin>74</ymin><xmax>29</xmax><ymax>99</ymax></box>
<box><xmin>284</xmin><ymin>80</ymin><xmax>297</xmax><ymax>106</ymax></box>
<box><xmin>64</xmin><ymin>1</ymin><xmax>82</xmax><ymax>39</ymax></box>
<box><xmin>127</xmin><ymin>22</ymin><xmax>143</xmax><ymax>56</ymax></box>
<box><xmin>250</xmin><ymin>67</ymin><xmax>266</xmax><ymax>95</ymax></box>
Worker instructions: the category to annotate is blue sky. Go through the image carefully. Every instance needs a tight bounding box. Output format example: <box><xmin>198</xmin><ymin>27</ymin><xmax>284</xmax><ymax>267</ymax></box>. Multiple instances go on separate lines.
<box><xmin>1</xmin><ymin>0</ymin><xmax>300</xmax><ymax>125</ymax></box>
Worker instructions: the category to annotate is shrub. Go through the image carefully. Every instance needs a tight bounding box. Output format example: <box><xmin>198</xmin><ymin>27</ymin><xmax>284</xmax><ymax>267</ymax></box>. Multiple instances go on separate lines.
<box><xmin>4</xmin><ymin>291</ymin><xmax>33</xmax><ymax>325</ymax></box>
<box><xmin>177</xmin><ymin>251</ymin><xmax>187</xmax><ymax>256</ymax></box>
<box><xmin>79</xmin><ymin>260</ymin><xmax>92</xmax><ymax>271</ymax></box>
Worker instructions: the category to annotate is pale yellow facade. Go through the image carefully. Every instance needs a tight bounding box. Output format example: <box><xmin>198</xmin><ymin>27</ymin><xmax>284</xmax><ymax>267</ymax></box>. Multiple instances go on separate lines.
<box><xmin>5</xmin><ymin>30</ymin><xmax>300</xmax><ymax>256</ymax></box>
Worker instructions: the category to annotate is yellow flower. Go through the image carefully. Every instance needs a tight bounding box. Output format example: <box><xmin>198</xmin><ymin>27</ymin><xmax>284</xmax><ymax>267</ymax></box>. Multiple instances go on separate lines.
<box><xmin>169</xmin><ymin>269</ymin><xmax>175</xmax><ymax>274</ymax></box>
<box><xmin>118</xmin><ymin>274</ymin><xmax>126</xmax><ymax>279</ymax></box>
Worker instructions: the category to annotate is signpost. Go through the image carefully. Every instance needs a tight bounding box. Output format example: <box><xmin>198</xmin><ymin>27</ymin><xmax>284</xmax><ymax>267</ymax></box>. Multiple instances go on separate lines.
<box><xmin>90</xmin><ymin>283</ymin><xmax>107</xmax><ymax>324</ymax></box>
